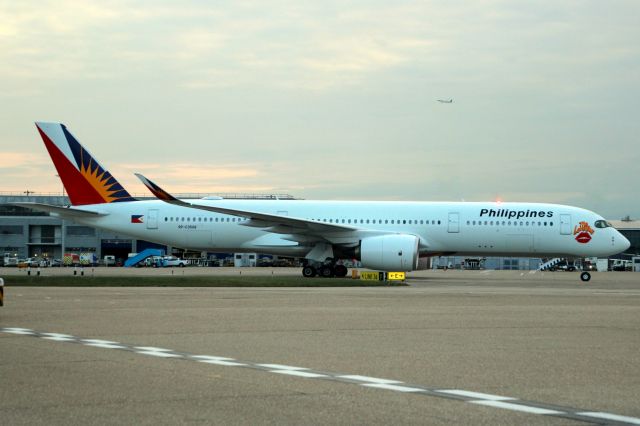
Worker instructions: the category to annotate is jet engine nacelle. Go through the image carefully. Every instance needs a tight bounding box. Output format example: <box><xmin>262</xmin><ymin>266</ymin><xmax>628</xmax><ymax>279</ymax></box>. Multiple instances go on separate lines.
<box><xmin>360</xmin><ymin>234</ymin><xmax>419</xmax><ymax>271</ymax></box>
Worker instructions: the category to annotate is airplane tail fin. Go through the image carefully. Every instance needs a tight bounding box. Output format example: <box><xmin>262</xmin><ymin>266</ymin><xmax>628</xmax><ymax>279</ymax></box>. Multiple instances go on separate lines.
<box><xmin>35</xmin><ymin>122</ymin><xmax>136</xmax><ymax>206</ymax></box>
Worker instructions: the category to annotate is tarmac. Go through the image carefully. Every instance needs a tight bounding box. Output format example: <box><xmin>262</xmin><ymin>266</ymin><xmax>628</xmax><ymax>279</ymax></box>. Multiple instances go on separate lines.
<box><xmin>1</xmin><ymin>268</ymin><xmax>639</xmax><ymax>425</ymax></box>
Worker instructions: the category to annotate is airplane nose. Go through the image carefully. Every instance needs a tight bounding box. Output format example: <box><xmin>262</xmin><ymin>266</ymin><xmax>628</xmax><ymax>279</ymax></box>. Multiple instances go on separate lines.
<box><xmin>618</xmin><ymin>233</ymin><xmax>631</xmax><ymax>252</ymax></box>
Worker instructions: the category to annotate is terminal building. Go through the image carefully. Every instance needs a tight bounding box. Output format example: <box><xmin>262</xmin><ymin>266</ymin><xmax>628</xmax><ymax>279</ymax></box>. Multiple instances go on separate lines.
<box><xmin>1</xmin><ymin>193</ymin><xmax>638</xmax><ymax>268</ymax></box>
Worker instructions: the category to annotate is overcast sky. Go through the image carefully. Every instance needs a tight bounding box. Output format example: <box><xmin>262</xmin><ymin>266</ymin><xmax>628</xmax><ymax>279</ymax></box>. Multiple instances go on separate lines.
<box><xmin>1</xmin><ymin>1</ymin><xmax>638</xmax><ymax>218</ymax></box>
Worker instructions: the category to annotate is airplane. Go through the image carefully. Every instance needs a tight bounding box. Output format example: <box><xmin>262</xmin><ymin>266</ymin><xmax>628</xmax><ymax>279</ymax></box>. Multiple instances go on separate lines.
<box><xmin>437</xmin><ymin>99</ymin><xmax>453</xmax><ymax>103</ymax></box>
<box><xmin>13</xmin><ymin>122</ymin><xmax>630</xmax><ymax>282</ymax></box>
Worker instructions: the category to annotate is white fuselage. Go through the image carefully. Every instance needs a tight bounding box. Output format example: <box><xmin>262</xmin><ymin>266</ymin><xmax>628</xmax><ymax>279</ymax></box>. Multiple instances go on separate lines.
<box><xmin>67</xmin><ymin>200</ymin><xmax>629</xmax><ymax>262</ymax></box>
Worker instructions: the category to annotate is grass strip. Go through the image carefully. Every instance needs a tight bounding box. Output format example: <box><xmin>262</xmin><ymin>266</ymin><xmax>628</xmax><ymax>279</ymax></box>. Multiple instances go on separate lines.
<box><xmin>3</xmin><ymin>275</ymin><xmax>406</xmax><ymax>287</ymax></box>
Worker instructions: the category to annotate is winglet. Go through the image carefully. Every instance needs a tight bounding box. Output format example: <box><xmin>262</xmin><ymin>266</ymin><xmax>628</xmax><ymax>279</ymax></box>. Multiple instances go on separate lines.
<box><xmin>135</xmin><ymin>173</ymin><xmax>179</xmax><ymax>202</ymax></box>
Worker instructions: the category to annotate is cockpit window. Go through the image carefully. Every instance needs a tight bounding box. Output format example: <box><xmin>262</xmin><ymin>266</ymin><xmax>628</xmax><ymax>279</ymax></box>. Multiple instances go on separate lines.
<box><xmin>594</xmin><ymin>220</ymin><xmax>612</xmax><ymax>228</ymax></box>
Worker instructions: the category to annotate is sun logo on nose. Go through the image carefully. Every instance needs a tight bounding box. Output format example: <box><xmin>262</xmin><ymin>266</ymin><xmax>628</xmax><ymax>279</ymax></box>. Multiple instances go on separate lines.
<box><xmin>573</xmin><ymin>221</ymin><xmax>594</xmax><ymax>244</ymax></box>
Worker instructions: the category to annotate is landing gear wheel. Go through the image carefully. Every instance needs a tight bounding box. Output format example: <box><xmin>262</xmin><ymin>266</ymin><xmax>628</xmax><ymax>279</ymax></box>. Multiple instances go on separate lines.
<box><xmin>580</xmin><ymin>271</ymin><xmax>591</xmax><ymax>282</ymax></box>
<box><xmin>319</xmin><ymin>265</ymin><xmax>335</xmax><ymax>278</ymax></box>
<box><xmin>334</xmin><ymin>265</ymin><xmax>348</xmax><ymax>278</ymax></box>
<box><xmin>302</xmin><ymin>266</ymin><xmax>317</xmax><ymax>278</ymax></box>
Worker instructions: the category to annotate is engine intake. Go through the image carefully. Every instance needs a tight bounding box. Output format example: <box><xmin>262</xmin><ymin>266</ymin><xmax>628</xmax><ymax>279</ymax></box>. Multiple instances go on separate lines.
<box><xmin>360</xmin><ymin>234</ymin><xmax>419</xmax><ymax>271</ymax></box>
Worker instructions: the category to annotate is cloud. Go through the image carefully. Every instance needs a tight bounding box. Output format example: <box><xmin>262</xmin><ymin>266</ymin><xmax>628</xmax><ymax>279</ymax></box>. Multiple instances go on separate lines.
<box><xmin>0</xmin><ymin>152</ymin><xmax>34</xmax><ymax>168</ymax></box>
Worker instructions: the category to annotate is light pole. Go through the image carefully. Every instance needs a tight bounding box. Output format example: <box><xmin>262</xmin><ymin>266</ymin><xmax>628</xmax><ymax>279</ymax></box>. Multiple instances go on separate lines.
<box><xmin>55</xmin><ymin>174</ymin><xmax>65</xmax><ymax>197</ymax></box>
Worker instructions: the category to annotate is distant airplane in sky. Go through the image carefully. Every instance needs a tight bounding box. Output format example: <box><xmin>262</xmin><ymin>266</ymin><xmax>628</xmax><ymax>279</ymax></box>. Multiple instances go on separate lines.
<box><xmin>437</xmin><ymin>99</ymin><xmax>453</xmax><ymax>103</ymax></box>
<box><xmin>14</xmin><ymin>122</ymin><xmax>630</xmax><ymax>282</ymax></box>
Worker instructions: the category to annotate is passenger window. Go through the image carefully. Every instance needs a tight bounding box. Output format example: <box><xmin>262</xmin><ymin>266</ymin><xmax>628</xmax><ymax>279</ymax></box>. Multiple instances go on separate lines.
<box><xmin>385</xmin><ymin>220</ymin><xmax>389</xmax><ymax>224</ymax></box>
<box><xmin>550</xmin><ymin>222</ymin><xmax>553</xmax><ymax>226</ymax></box>
<box><xmin>437</xmin><ymin>220</ymin><xmax>441</xmax><ymax>225</ymax></box>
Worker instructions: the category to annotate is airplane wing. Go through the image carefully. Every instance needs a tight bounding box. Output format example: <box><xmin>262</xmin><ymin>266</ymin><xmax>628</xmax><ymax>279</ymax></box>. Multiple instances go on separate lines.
<box><xmin>11</xmin><ymin>203</ymin><xmax>107</xmax><ymax>218</ymax></box>
<box><xmin>135</xmin><ymin>174</ymin><xmax>355</xmax><ymax>235</ymax></box>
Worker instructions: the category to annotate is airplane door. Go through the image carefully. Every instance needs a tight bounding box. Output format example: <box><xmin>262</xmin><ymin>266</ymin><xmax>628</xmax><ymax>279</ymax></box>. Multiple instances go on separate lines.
<box><xmin>560</xmin><ymin>214</ymin><xmax>571</xmax><ymax>235</ymax></box>
<box><xmin>147</xmin><ymin>209</ymin><xmax>158</xmax><ymax>230</ymax></box>
<box><xmin>447</xmin><ymin>212</ymin><xmax>459</xmax><ymax>233</ymax></box>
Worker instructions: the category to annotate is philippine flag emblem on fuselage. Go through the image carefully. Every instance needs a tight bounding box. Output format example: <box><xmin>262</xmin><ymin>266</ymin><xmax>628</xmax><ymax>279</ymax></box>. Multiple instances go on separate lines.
<box><xmin>131</xmin><ymin>215</ymin><xmax>144</xmax><ymax>224</ymax></box>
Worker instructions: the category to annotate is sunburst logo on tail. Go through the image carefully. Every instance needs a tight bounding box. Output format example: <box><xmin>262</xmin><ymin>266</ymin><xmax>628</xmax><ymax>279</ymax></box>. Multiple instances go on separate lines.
<box><xmin>79</xmin><ymin>158</ymin><xmax>124</xmax><ymax>203</ymax></box>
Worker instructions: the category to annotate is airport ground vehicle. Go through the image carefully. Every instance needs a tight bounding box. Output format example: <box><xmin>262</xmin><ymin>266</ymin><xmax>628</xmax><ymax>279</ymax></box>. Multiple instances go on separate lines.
<box><xmin>14</xmin><ymin>122</ymin><xmax>631</xmax><ymax>282</ymax></box>
<box><xmin>162</xmin><ymin>256</ymin><xmax>190</xmax><ymax>267</ymax></box>
<box><xmin>549</xmin><ymin>260</ymin><xmax>577</xmax><ymax>272</ymax></box>
<box><xmin>17</xmin><ymin>258</ymin><xmax>49</xmax><ymax>268</ymax></box>
<box><xmin>611</xmin><ymin>259</ymin><xmax>632</xmax><ymax>271</ymax></box>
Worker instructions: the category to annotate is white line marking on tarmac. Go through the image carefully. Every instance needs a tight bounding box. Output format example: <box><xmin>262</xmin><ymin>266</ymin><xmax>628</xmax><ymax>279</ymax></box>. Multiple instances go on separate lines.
<box><xmin>439</xmin><ymin>389</ymin><xmax>515</xmax><ymax>401</ymax></box>
<box><xmin>191</xmin><ymin>355</ymin><xmax>235</xmax><ymax>362</ymax></box>
<box><xmin>136</xmin><ymin>351</ymin><xmax>183</xmax><ymax>358</ymax></box>
<box><xmin>271</xmin><ymin>370</ymin><xmax>327</xmax><ymax>378</ymax></box>
<box><xmin>4</xmin><ymin>327</ymin><xmax>640</xmax><ymax>425</ymax></box>
<box><xmin>84</xmin><ymin>343</ymin><xmax>126</xmax><ymax>349</ymax></box>
<box><xmin>338</xmin><ymin>375</ymin><xmax>402</xmax><ymax>384</ymax></box>
<box><xmin>258</xmin><ymin>363</ymin><xmax>308</xmax><ymax>370</ymax></box>
<box><xmin>197</xmin><ymin>359</ymin><xmax>246</xmax><ymax>366</ymax></box>
<box><xmin>81</xmin><ymin>339</ymin><xmax>125</xmax><ymax>349</ymax></box>
<box><xmin>577</xmin><ymin>412</ymin><xmax>640</xmax><ymax>425</ymax></box>
<box><xmin>42</xmin><ymin>336</ymin><xmax>76</xmax><ymax>341</ymax></box>
<box><xmin>471</xmin><ymin>400</ymin><xmax>562</xmax><ymax>415</ymax></box>
<box><xmin>134</xmin><ymin>346</ymin><xmax>172</xmax><ymax>352</ymax></box>
<box><xmin>2</xmin><ymin>328</ymin><xmax>36</xmax><ymax>335</ymax></box>
<box><xmin>363</xmin><ymin>383</ymin><xmax>424</xmax><ymax>392</ymax></box>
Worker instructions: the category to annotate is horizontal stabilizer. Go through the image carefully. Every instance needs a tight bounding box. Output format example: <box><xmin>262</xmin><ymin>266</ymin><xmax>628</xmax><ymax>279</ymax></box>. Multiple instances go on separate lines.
<box><xmin>12</xmin><ymin>203</ymin><xmax>107</xmax><ymax>218</ymax></box>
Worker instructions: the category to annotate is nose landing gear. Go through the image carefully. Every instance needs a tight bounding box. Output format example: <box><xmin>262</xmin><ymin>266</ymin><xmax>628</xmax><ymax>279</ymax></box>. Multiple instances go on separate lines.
<box><xmin>580</xmin><ymin>271</ymin><xmax>591</xmax><ymax>282</ymax></box>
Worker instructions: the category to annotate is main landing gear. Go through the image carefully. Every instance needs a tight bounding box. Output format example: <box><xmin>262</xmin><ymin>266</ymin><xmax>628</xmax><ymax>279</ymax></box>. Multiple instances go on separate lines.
<box><xmin>302</xmin><ymin>262</ymin><xmax>348</xmax><ymax>278</ymax></box>
<box><xmin>580</xmin><ymin>271</ymin><xmax>591</xmax><ymax>282</ymax></box>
